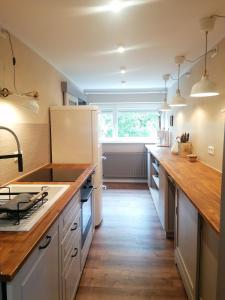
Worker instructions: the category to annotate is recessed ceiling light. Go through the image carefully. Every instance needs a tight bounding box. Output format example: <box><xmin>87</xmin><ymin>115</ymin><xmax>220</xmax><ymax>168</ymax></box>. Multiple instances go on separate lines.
<box><xmin>109</xmin><ymin>1</ymin><xmax>124</xmax><ymax>13</ymax></box>
<box><xmin>120</xmin><ymin>67</ymin><xmax>126</xmax><ymax>74</ymax></box>
<box><xmin>117</xmin><ymin>45</ymin><xmax>125</xmax><ymax>53</ymax></box>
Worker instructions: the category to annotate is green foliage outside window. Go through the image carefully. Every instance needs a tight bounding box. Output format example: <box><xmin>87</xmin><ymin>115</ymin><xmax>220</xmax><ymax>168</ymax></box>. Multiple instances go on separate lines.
<box><xmin>99</xmin><ymin>111</ymin><xmax>113</xmax><ymax>138</ymax></box>
<box><xmin>99</xmin><ymin>109</ymin><xmax>158</xmax><ymax>140</ymax></box>
<box><xmin>118</xmin><ymin>111</ymin><xmax>158</xmax><ymax>137</ymax></box>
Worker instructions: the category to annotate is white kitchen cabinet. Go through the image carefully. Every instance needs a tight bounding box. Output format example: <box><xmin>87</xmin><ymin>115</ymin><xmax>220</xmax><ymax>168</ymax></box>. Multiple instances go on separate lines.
<box><xmin>199</xmin><ymin>221</ymin><xmax>218</xmax><ymax>300</ymax></box>
<box><xmin>0</xmin><ymin>186</ymin><xmax>94</xmax><ymax>300</ymax></box>
<box><xmin>175</xmin><ymin>188</ymin><xmax>199</xmax><ymax>300</ymax></box>
<box><xmin>62</xmin><ymin>235</ymin><xmax>81</xmax><ymax>300</ymax></box>
<box><xmin>59</xmin><ymin>191</ymin><xmax>81</xmax><ymax>300</ymax></box>
<box><xmin>147</xmin><ymin>151</ymin><xmax>174</xmax><ymax>238</ymax></box>
<box><xmin>6</xmin><ymin>220</ymin><xmax>59</xmax><ymax>300</ymax></box>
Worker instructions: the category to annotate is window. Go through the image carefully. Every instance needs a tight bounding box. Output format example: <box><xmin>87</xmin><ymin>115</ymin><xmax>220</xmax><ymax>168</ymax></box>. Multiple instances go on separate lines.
<box><xmin>99</xmin><ymin>105</ymin><xmax>159</xmax><ymax>142</ymax></box>
<box><xmin>118</xmin><ymin>111</ymin><xmax>158</xmax><ymax>138</ymax></box>
<box><xmin>99</xmin><ymin>110</ymin><xmax>114</xmax><ymax>138</ymax></box>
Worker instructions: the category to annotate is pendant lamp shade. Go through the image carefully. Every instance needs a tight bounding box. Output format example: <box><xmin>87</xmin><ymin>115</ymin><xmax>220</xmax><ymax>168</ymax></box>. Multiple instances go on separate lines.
<box><xmin>170</xmin><ymin>89</ymin><xmax>187</xmax><ymax>107</ymax></box>
<box><xmin>190</xmin><ymin>74</ymin><xmax>219</xmax><ymax>97</ymax></box>
<box><xmin>160</xmin><ymin>99</ymin><xmax>171</xmax><ymax>111</ymax></box>
<box><xmin>169</xmin><ymin>56</ymin><xmax>187</xmax><ymax>107</ymax></box>
<box><xmin>190</xmin><ymin>29</ymin><xmax>219</xmax><ymax>98</ymax></box>
<box><xmin>159</xmin><ymin>74</ymin><xmax>171</xmax><ymax>112</ymax></box>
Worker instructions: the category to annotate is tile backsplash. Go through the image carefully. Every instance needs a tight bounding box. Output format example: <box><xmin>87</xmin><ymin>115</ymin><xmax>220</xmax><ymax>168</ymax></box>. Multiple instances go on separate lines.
<box><xmin>0</xmin><ymin>123</ymin><xmax>50</xmax><ymax>185</ymax></box>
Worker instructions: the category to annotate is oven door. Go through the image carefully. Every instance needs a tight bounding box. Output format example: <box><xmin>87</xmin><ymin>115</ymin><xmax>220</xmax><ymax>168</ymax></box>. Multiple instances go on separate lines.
<box><xmin>81</xmin><ymin>187</ymin><xmax>93</xmax><ymax>248</ymax></box>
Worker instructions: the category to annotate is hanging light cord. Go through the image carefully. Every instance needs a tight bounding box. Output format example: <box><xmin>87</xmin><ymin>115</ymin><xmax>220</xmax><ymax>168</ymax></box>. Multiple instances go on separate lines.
<box><xmin>1</xmin><ymin>29</ymin><xmax>39</xmax><ymax>99</ymax></box>
<box><xmin>204</xmin><ymin>31</ymin><xmax>208</xmax><ymax>76</ymax></box>
<box><xmin>164</xmin><ymin>78</ymin><xmax>167</xmax><ymax>102</ymax></box>
<box><xmin>5</xmin><ymin>30</ymin><xmax>18</xmax><ymax>94</ymax></box>
<box><xmin>177</xmin><ymin>63</ymin><xmax>181</xmax><ymax>92</ymax></box>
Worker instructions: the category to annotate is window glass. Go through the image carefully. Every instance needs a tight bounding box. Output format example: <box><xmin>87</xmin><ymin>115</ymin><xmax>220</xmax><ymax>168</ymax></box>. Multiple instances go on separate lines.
<box><xmin>99</xmin><ymin>111</ymin><xmax>114</xmax><ymax>139</ymax></box>
<box><xmin>118</xmin><ymin>111</ymin><xmax>158</xmax><ymax>139</ymax></box>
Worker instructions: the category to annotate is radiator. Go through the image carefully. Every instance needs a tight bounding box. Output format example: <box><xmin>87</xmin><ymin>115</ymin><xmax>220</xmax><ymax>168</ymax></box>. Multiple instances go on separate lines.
<box><xmin>103</xmin><ymin>152</ymin><xmax>147</xmax><ymax>179</ymax></box>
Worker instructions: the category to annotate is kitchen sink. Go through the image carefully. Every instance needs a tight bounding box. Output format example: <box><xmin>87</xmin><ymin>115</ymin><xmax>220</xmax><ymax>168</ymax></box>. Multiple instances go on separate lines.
<box><xmin>0</xmin><ymin>184</ymin><xmax>70</xmax><ymax>231</ymax></box>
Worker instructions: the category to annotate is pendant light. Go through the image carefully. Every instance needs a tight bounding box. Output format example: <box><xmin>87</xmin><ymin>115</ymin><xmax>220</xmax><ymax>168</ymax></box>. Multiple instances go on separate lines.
<box><xmin>190</xmin><ymin>17</ymin><xmax>219</xmax><ymax>97</ymax></box>
<box><xmin>169</xmin><ymin>56</ymin><xmax>187</xmax><ymax>107</ymax></box>
<box><xmin>159</xmin><ymin>74</ymin><xmax>171</xmax><ymax>112</ymax></box>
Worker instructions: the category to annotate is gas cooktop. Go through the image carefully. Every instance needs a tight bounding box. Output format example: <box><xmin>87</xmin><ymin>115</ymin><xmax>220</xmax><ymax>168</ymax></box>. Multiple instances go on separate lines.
<box><xmin>18</xmin><ymin>167</ymin><xmax>85</xmax><ymax>182</ymax></box>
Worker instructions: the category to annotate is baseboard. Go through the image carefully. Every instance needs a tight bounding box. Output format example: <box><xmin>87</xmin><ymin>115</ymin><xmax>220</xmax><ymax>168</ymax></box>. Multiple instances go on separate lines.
<box><xmin>103</xmin><ymin>178</ymin><xmax>147</xmax><ymax>183</ymax></box>
<box><xmin>103</xmin><ymin>182</ymin><xmax>148</xmax><ymax>190</ymax></box>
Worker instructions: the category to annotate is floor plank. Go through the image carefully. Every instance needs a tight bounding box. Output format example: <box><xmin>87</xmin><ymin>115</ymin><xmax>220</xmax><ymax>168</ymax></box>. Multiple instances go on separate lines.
<box><xmin>75</xmin><ymin>189</ymin><xmax>187</xmax><ymax>300</ymax></box>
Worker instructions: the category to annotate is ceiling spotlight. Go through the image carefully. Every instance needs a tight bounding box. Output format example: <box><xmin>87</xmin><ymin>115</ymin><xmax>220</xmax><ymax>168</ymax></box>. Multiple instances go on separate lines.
<box><xmin>109</xmin><ymin>1</ymin><xmax>124</xmax><ymax>13</ymax></box>
<box><xmin>120</xmin><ymin>67</ymin><xmax>126</xmax><ymax>74</ymax></box>
<box><xmin>117</xmin><ymin>45</ymin><xmax>125</xmax><ymax>53</ymax></box>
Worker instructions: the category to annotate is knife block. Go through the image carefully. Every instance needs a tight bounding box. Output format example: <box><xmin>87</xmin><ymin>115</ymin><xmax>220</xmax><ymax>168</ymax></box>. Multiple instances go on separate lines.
<box><xmin>178</xmin><ymin>142</ymin><xmax>192</xmax><ymax>158</ymax></box>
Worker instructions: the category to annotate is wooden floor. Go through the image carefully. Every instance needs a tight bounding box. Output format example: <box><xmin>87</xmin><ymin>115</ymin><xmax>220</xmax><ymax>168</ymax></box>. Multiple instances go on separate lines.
<box><xmin>75</xmin><ymin>189</ymin><xmax>187</xmax><ymax>300</ymax></box>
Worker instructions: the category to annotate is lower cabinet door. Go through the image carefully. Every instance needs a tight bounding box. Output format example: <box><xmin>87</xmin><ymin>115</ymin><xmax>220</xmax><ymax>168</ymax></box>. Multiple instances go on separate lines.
<box><xmin>63</xmin><ymin>237</ymin><xmax>81</xmax><ymax>300</ymax></box>
<box><xmin>7</xmin><ymin>221</ymin><xmax>59</xmax><ymax>300</ymax></box>
<box><xmin>175</xmin><ymin>188</ymin><xmax>199</xmax><ymax>300</ymax></box>
<box><xmin>199</xmin><ymin>221</ymin><xmax>218</xmax><ymax>300</ymax></box>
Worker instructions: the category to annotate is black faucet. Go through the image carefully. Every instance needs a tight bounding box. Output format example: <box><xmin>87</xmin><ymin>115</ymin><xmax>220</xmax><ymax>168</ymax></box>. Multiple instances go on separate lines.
<box><xmin>0</xmin><ymin>126</ymin><xmax>23</xmax><ymax>172</ymax></box>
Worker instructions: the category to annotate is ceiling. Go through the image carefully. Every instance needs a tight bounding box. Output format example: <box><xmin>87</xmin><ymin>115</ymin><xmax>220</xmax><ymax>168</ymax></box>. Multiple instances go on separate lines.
<box><xmin>0</xmin><ymin>0</ymin><xmax>225</xmax><ymax>91</ymax></box>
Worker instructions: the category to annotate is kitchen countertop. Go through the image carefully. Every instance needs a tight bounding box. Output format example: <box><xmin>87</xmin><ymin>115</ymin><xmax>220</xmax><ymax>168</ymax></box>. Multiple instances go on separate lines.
<box><xmin>146</xmin><ymin>145</ymin><xmax>221</xmax><ymax>234</ymax></box>
<box><xmin>0</xmin><ymin>163</ymin><xmax>95</xmax><ymax>282</ymax></box>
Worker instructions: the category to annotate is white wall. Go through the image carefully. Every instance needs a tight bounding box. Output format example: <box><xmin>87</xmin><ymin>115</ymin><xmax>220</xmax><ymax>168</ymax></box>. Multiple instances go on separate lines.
<box><xmin>168</xmin><ymin>36</ymin><xmax>225</xmax><ymax>171</ymax></box>
<box><xmin>0</xmin><ymin>32</ymin><xmax>84</xmax><ymax>184</ymax></box>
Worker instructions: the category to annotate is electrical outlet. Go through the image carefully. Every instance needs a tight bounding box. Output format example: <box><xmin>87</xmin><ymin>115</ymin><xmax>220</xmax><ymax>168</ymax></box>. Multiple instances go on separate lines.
<box><xmin>208</xmin><ymin>146</ymin><xmax>215</xmax><ymax>156</ymax></box>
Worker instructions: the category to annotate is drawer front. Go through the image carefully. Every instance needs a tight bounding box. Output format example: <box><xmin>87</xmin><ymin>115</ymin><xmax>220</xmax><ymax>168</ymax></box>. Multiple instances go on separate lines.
<box><xmin>7</xmin><ymin>221</ymin><xmax>59</xmax><ymax>300</ymax></box>
<box><xmin>61</xmin><ymin>191</ymin><xmax>80</xmax><ymax>237</ymax></box>
<box><xmin>63</xmin><ymin>235</ymin><xmax>81</xmax><ymax>300</ymax></box>
<box><xmin>61</xmin><ymin>213</ymin><xmax>81</xmax><ymax>267</ymax></box>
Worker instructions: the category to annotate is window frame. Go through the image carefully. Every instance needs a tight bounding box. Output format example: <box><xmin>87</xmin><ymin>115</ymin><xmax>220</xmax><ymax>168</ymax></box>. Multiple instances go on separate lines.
<box><xmin>98</xmin><ymin>104</ymin><xmax>160</xmax><ymax>143</ymax></box>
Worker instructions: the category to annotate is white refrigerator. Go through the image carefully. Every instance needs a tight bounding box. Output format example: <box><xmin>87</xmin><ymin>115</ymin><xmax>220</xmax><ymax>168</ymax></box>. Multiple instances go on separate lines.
<box><xmin>50</xmin><ymin>105</ymin><xmax>103</xmax><ymax>226</ymax></box>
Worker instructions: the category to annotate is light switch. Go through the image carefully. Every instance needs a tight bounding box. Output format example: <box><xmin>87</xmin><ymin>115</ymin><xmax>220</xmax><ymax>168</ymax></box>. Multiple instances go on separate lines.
<box><xmin>208</xmin><ymin>146</ymin><xmax>215</xmax><ymax>156</ymax></box>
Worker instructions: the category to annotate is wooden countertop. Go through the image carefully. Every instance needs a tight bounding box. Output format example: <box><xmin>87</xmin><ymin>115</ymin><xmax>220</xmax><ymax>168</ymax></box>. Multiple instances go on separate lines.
<box><xmin>146</xmin><ymin>145</ymin><xmax>221</xmax><ymax>234</ymax></box>
<box><xmin>0</xmin><ymin>163</ymin><xmax>95</xmax><ymax>282</ymax></box>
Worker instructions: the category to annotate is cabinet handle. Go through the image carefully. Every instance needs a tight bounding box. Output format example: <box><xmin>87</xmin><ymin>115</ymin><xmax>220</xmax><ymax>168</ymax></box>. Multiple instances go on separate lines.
<box><xmin>71</xmin><ymin>222</ymin><xmax>78</xmax><ymax>231</ymax></box>
<box><xmin>38</xmin><ymin>235</ymin><xmax>52</xmax><ymax>250</ymax></box>
<box><xmin>71</xmin><ymin>248</ymin><xmax>78</xmax><ymax>258</ymax></box>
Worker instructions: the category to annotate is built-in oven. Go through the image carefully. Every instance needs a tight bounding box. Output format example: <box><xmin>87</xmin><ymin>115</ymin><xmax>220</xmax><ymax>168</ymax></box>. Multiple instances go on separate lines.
<box><xmin>81</xmin><ymin>176</ymin><xmax>93</xmax><ymax>248</ymax></box>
